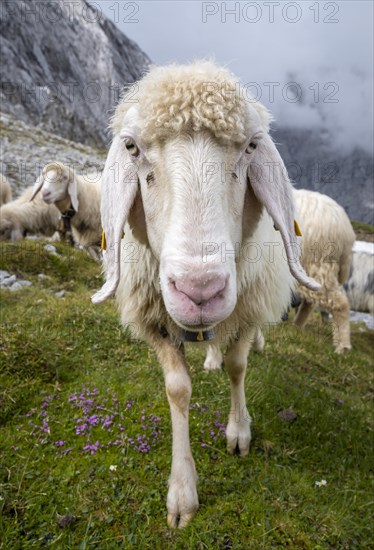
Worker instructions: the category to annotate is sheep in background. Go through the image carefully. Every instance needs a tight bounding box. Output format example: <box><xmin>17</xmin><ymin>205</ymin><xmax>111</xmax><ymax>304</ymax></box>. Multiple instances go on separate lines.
<box><xmin>0</xmin><ymin>174</ymin><xmax>12</xmax><ymax>206</ymax></box>
<box><xmin>344</xmin><ymin>241</ymin><xmax>374</xmax><ymax>314</ymax></box>
<box><xmin>292</xmin><ymin>189</ymin><xmax>355</xmax><ymax>353</ymax></box>
<box><xmin>31</xmin><ymin>162</ymin><xmax>102</xmax><ymax>260</ymax></box>
<box><xmin>0</xmin><ymin>185</ymin><xmax>60</xmax><ymax>241</ymax></box>
<box><xmin>91</xmin><ymin>61</ymin><xmax>319</xmax><ymax>527</ymax></box>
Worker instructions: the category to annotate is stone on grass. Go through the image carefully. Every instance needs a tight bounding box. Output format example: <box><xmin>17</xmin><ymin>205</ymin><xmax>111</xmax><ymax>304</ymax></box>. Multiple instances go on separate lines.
<box><xmin>10</xmin><ymin>280</ymin><xmax>32</xmax><ymax>291</ymax></box>
<box><xmin>44</xmin><ymin>244</ymin><xmax>58</xmax><ymax>255</ymax></box>
<box><xmin>0</xmin><ymin>270</ymin><xmax>10</xmax><ymax>281</ymax></box>
<box><xmin>278</xmin><ymin>408</ymin><xmax>298</xmax><ymax>423</ymax></box>
<box><xmin>0</xmin><ymin>274</ymin><xmax>16</xmax><ymax>287</ymax></box>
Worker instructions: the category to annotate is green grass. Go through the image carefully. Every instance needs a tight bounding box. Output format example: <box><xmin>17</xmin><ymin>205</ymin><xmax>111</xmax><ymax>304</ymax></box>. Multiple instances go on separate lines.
<box><xmin>1</xmin><ymin>240</ymin><xmax>373</xmax><ymax>549</ymax></box>
<box><xmin>351</xmin><ymin>220</ymin><xmax>374</xmax><ymax>237</ymax></box>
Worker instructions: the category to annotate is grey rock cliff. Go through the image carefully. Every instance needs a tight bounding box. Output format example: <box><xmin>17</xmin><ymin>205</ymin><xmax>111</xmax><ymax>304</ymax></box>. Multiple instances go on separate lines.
<box><xmin>0</xmin><ymin>0</ymin><xmax>150</xmax><ymax>148</ymax></box>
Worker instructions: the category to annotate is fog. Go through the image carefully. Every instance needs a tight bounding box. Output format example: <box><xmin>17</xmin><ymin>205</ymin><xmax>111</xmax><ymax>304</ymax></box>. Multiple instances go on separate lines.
<box><xmin>92</xmin><ymin>0</ymin><xmax>373</xmax><ymax>153</ymax></box>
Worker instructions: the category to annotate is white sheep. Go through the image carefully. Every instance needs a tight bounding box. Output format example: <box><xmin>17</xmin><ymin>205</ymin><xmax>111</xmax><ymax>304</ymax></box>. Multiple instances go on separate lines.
<box><xmin>91</xmin><ymin>61</ymin><xmax>319</xmax><ymax>528</ymax></box>
<box><xmin>0</xmin><ymin>185</ymin><xmax>61</xmax><ymax>241</ymax></box>
<box><xmin>0</xmin><ymin>174</ymin><xmax>12</xmax><ymax>206</ymax></box>
<box><xmin>292</xmin><ymin>189</ymin><xmax>356</xmax><ymax>353</ymax></box>
<box><xmin>344</xmin><ymin>240</ymin><xmax>374</xmax><ymax>314</ymax></box>
<box><xmin>30</xmin><ymin>162</ymin><xmax>102</xmax><ymax>260</ymax></box>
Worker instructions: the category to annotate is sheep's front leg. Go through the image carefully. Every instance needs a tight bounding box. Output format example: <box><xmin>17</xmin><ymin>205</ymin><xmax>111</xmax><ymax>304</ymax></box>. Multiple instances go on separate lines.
<box><xmin>225</xmin><ymin>336</ymin><xmax>252</xmax><ymax>456</ymax></box>
<box><xmin>156</xmin><ymin>341</ymin><xmax>198</xmax><ymax>528</ymax></box>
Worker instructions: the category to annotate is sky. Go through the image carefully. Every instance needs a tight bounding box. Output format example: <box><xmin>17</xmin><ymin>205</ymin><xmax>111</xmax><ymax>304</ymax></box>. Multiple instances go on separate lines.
<box><xmin>91</xmin><ymin>0</ymin><xmax>373</xmax><ymax>152</ymax></box>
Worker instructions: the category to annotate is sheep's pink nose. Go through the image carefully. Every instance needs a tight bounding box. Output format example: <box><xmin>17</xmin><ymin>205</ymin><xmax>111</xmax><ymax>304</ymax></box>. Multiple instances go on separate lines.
<box><xmin>41</xmin><ymin>190</ymin><xmax>51</xmax><ymax>200</ymax></box>
<box><xmin>173</xmin><ymin>275</ymin><xmax>227</xmax><ymax>306</ymax></box>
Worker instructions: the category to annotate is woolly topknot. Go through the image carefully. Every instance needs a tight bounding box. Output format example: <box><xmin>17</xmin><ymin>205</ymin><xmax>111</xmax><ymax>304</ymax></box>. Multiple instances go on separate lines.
<box><xmin>112</xmin><ymin>61</ymin><xmax>271</xmax><ymax>144</ymax></box>
<box><xmin>42</xmin><ymin>161</ymin><xmax>71</xmax><ymax>177</ymax></box>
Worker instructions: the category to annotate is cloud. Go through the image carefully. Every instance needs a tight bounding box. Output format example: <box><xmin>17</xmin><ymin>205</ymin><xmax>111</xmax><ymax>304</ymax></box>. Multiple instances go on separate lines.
<box><xmin>92</xmin><ymin>0</ymin><xmax>373</xmax><ymax>152</ymax></box>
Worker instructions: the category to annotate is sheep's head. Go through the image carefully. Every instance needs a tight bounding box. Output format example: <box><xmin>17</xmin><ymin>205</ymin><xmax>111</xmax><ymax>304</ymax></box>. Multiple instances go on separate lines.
<box><xmin>30</xmin><ymin>162</ymin><xmax>78</xmax><ymax>212</ymax></box>
<box><xmin>92</xmin><ymin>61</ymin><xmax>319</xmax><ymax>331</ymax></box>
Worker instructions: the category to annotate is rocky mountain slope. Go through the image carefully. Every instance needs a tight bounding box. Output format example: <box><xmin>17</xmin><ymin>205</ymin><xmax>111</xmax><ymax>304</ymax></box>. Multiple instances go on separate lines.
<box><xmin>0</xmin><ymin>0</ymin><xmax>150</xmax><ymax>149</ymax></box>
<box><xmin>0</xmin><ymin>112</ymin><xmax>106</xmax><ymax>196</ymax></box>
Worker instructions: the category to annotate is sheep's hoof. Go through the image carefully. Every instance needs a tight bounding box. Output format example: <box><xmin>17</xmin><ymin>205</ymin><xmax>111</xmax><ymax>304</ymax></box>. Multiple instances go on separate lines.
<box><xmin>226</xmin><ymin>418</ymin><xmax>251</xmax><ymax>457</ymax></box>
<box><xmin>335</xmin><ymin>344</ymin><xmax>351</xmax><ymax>354</ymax></box>
<box><xmin>167</xmin><ymin>461</ymin><xmax>198</xmax><ymax>529</ymax></box>
<box><xmin>167</xmin><ymin>512</ymin><xmax>195</xmax><ymax>529</ymax></box>
<box><xmin>226</xmin><ymin>437</ymin><xmax>250</xmax><ymax>457</ymax></box>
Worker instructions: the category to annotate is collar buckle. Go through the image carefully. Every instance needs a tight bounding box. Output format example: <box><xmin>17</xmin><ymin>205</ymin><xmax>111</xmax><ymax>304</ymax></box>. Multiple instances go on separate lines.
<box><xmin>180</xmin><ymin>329</ymin><xmax>215</xmax><ymax>342</ymax></box>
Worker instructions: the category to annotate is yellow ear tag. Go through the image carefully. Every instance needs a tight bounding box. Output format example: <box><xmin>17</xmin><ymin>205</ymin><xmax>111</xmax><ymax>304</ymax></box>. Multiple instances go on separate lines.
<box><xmin>197</xmin><ymin>331</ymin><xmax>204</xmax><ymax>342</ymax></box>
<box><xmin>101</xmin><ymin>230</ymin><xmax>107</xmax><ymax>250</ymax></box>
<box><xmin>294</xmin><ymin>219</ymin><xmax>302</xmax><ymax>237</ymax></box>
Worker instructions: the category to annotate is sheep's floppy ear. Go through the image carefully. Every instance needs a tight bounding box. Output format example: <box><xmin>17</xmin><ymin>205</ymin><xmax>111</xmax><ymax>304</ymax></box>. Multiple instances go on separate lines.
<box><xmin>248</xmin><ymin>134</ymin><xmax>320</xmax><ymax>291</ymax></box>
<box><xmin>67</xmin><ymin>171</ymin><xmax>79</xmax><ymax>211</ymax></box>
<box><xmin>91</xmin><ymin>135</ymin><xmax>139</xmax><ymax>304</ymax></box>
<box><xmin>30</xmin><ymin>174</ymin><xmax>45</xmax><ymax>201</ymax></box>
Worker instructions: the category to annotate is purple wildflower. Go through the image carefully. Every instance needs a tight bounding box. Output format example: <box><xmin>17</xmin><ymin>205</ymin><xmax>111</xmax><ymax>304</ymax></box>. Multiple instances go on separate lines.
<box><xmin>75</xmin><ymin>423</ymin><xmax>88</xmax><ymax>435</ymax></box>
<box><xmin>102</xmin><ymin>416</ymin><xmax>113</xmax><ymax>428</ymax></box>
<box><xmin>83</xmin><ymin>441</ymin><xmax>100</xmax><ymax>455</ymax></box>
<box><xmin>42</xmin><ymin>420</ymin><xmax>50</xmax><ymax>434</ymax></box>
<box><xmin>61</xmin><ymin>448</ymin><xmax>72</xmax><ymax>455</ymax></box>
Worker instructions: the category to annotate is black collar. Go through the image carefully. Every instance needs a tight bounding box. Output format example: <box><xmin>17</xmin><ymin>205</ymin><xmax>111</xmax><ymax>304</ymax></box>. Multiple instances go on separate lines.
<box><xmin>60</xmin><ymin>206</ymin><xmax>76</xmax><ymax>231</ymax></box>
<box><xmin>158</xmin><ymin>325</ymin><xmax>215</xmax><ymax>343</ymax></box>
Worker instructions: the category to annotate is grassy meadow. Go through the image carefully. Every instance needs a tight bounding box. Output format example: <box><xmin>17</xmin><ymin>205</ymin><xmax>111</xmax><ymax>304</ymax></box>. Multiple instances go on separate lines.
<box><xmin>0</xmin><ymin>240</ymin><xmax>373</xmax><ymax>549</ymax></box>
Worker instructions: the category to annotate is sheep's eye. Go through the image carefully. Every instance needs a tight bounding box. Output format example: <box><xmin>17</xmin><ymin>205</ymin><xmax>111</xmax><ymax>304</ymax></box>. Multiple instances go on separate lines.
<box><xmin>124</xmin><ymin>138</ymin><xmax>140</xmax><ymax>157</ymax></box>
<box><xmin>232</xmin><ymin>172</ymin><xmax>238</xmax><ymax>180</ymax></box>
<box><xmin>245</xmin><ymin>142</ymin><xmax>257</xmax><ymax>154</ymax></box>
<box><xmin>146</xmin><ymin>171</ymin><xmax>155</xmax><ymax>186</ymax></box>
